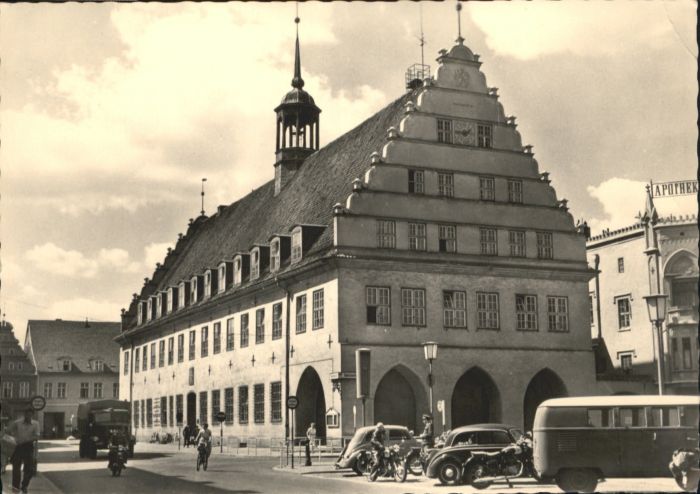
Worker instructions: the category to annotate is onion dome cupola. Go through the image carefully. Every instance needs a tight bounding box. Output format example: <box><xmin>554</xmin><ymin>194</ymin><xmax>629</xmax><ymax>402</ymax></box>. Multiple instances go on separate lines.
<box><xmin>274</xmin><ymin>16</ymin><xmax>321</xmax><ymax>196</ymax></box>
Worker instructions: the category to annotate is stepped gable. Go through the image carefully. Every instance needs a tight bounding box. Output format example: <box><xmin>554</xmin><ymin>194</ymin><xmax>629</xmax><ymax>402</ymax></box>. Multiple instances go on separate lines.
<box><xmin>154</xmin><ymin>92</ymin><xmax>413</xmax><ymax>291</ymax></box>
<box><xmin>27</xmin><ymin>320</ymin><xmax>121</xmax><ymax>373</ymax></box>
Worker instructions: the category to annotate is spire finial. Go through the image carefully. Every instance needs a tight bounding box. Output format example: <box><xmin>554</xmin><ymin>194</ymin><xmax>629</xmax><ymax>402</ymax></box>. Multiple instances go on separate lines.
<box><xmin>456</xmin><ymin>1</ymin><xmax>464</xmax><ymax>45</ymax></box>
<box><xmin>292</xmin><ymin>6</ymin><xmax>304</xmax><ymax>89</ymax></box>
<box><xmin>200</xmin><ymin>177</ymin><xmax>207</xmax><ymax>216</ymax></box>
<box><xmin>418</xmin><ymin>3</ymin><xmax>426</xmax><ymax>67</ymax></box>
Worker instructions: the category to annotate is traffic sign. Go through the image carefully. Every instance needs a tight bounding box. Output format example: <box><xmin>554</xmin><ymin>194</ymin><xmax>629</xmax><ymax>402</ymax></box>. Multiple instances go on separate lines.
<box><xmin>30</xmin><ymin>395</ymin><xmax>46</xmax><ymax>411</ymax></box>
<box><xmin>215</xmin><ymin>411</ymin><xmax>226</xmax><ymax>422</ymax></box>
<box><xmin>287</xmin><ymin>395</ymin><xmax>299</xmax><ymax>409</ymax></box>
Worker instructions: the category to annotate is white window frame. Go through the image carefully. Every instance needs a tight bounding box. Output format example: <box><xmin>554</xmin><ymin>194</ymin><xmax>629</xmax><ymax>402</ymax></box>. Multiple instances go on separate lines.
<box><xmin>547</xmin><ymin>296</ymin><xmax>569</xmax><ymax>332</ymax></box>
<box><xmin>408</xmin><ymin>169</ymin><xmax>425</xmax><ymax>194</ymax></box>
<box><xmin>536</xmin><ymin>232</ymin><xmax>554</xmax><ymax>259</ymax></box>
<box><xmin>270</xmin><ymin>239</ymin><xmax>280</xmax><ymax>272</ymax></box>
<box><xmin>312</xmin><ymin>289</ymin><xmax>324</xmax><ymax>330</ymax></box>
<box><xmin>401</xmin><ymin>288</ymin><xmax>426</xmax><ymax>327</ymax></box>
<box><xmin>408</xmin><ymin>222</ymin><xmax>427</xmax><ymax>251</ymax></box>
<box><xmin>250</xmin><ymin>250</ymin><xmax>260</xmax><ymax>280</ymax></box>
<box><xmin>508</xmin><ymin>230</ymin><xmax>526</xmax><ymax>257</ymax></box>
<box><xmin>437</xmin><ymin>118</ymin><xmax>453</xmax><ymax>143</ymax></box>
<box><xmin>366</xmin><ymin>286</ymin><xmax>391</xmax><ymax>325</ymax></box>
<box><xmin>443</xmin><ymin>290</ymin><xmax>467</xmax><ymax>328</ymax></box>
<box><xmin>508</xmin><ymin>179</ymin><xmax>523</xmax><ymax>203</ymax></box>
<box><xmin>476</xmin><ymin>292</ymin><xmax>500</xmax><ymax>330</ymax></box>
<box><xmin>479</xmin><ymin>176</ymin><xmax>496</xmax><ymax>201</ymax></box>
<box><xmin>376</xmin><ymin>220</ymin><xmax>396</xmax><ymax>249</ymax></box>
<box><xmin>438</xmin><ymin>173</ymin><xmax>455</xmax><ymax>197</ymax></box>
<box><xmin>515</xmin><ymin>294</ymin><xmax>538</xmax><ymax>331</ymax></box>
<box><xmin>296</xmin><ymin>295</ymin><xmax>307</xmax><ymax>334</ymax></box>
<box><xmin>291</xmin><ymin>228</ymin><xmax>303</xmax><ymax>264</ymax></box>
<box><xmin>480</xmin><ymin>227</ymin><xmax>498</xmax><ymax>256</ymax></box>
<box><xmin>438</xmin><ymin>224</ymin><xmax>457</xmax><ymax>253</ymax></box>
<box><xmin>218</xmin><ymin>264</ymin><xmax>227</xmax><ymax>293</ymax></box>
<box><xmin>477</xmin><ymin>123</ymin><xmax>493</xmax><ymax>148</ymax></box>
<box><xmin>19</xmin><ymin>381</ymin><xmax>29</xmax><ymax>399</ymax></box>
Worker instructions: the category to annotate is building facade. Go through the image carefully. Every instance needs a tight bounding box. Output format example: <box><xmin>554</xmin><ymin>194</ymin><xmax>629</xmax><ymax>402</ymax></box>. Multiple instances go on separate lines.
<box><xmin>0</xmin><ymin>321</ymin><xmax>37</xmax><ymax>427</ymax></box>
<box><xmin>117</xmin><ymin>28</ymin><xmax>598</xmax><ymax>442</ymax></box>
<box><xmin>587</xmin><ymin>194</ymin><xmax>698</xmax><ymax>395</ymax></box>
<box><xmin>24</xmin><ymin>319</ymin><xmax>121</xmax><ymax>438</ymax></box>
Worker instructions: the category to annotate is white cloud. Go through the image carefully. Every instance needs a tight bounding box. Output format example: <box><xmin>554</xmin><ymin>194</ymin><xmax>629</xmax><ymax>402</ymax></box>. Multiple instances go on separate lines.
<box><xmin>98</xmin><ymin>248</ymin><xmax>141</xmax><ymax>273</ymax></box>
<box><xmin>26</xmin><ymin>242</ymin><xmax>99</xmax><ymax>278</ymax></box>
<box><xmin>469</xmin><ymin>2</ymin><xmax>691</xmax><ymax>60</ymax></box>
<box><xmin>587</xmin><ymin>178</ymin><xmax>697</xmax><ymax>234</ymax></box>
<box><xmin>48</xmin><ymin>297</ymin><xmax>122</xmax><ymax>323</ymax></box>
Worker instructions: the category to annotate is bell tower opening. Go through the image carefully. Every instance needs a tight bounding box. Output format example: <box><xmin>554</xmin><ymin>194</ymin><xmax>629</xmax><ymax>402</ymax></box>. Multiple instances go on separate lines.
<box><xmin>274</xmin><ymin>15</ymin><xmax>321</xmax><ymax>196</ymax></box>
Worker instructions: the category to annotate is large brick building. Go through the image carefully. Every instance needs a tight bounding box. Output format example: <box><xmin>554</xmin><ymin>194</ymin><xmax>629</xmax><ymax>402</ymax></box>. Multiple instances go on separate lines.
<box><xmin>116</xmin><ymin>24</ymin><xmax>598</xmax><ymax>442</ymax></box>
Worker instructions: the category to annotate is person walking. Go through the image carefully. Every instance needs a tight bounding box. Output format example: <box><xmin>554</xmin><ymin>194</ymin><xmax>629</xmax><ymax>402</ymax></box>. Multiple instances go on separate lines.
<box><xmin>304</xmin><ymin>422</ymin><xmax>317</xmax><ymax>466</ymax></box>
<box><xmin>7</xmin><ymin>407</ymin><xmax>40</xmax><ymax>493</ymax></box>
<box><xmin>182</xmin><ymin>424</ymin><xmax>191</xmax><ymax>448</ymax></box>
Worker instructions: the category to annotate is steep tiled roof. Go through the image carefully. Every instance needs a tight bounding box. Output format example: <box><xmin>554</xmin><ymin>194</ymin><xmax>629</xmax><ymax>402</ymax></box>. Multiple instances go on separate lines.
<box><xmin>153</xmin><ymin>92</ymin><xmax>414</xmax><ymax>291</ymax></box>
<box><xmin>26</xmin><ymin>320</ymin><xmax>121</xmax><ymax>374</ymax></box>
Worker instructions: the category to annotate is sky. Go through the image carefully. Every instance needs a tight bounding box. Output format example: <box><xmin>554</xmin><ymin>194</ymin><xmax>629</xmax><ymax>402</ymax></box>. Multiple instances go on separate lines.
<box><xmin>1</xmin><ymin>1</ymin><xmax>697</xmax><ymax>343</ymax></box>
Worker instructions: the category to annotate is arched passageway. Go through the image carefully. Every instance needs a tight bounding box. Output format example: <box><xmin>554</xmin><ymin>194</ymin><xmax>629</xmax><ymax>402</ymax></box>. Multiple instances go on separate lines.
<box><xmin>295</xmin><ymin>366</ymin><xmax>326</xmax><ymax>440</ymax></box>
<box><xmin>186</xmin><ymin>392</ymin><xmax>197</xmax><ymax>429</ymax></box>
<box><xmin>522</xmin><ymin>368</ymin><xmax>568</xmax><ymax>431</ymax></box>
<box><xmin>373</xmin><ymin>365</ymin><xmax>427</xmax><ymax>432</ymax></box>
<box><xmin>451</xmin><ymin>367</ymin><xmax>501</xmax><ymax>428</ymax></box>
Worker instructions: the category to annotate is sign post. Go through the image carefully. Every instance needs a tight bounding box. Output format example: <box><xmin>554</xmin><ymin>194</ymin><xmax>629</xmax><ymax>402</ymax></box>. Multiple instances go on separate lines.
<box><xmin>287</xmin><ymin>396</ymin><xmax>299</xmax><ymax>469</ymax></box>
<box><xmin>30</xmin><ymin>395</ymin><xmax>46</xmax><ymax>412</ymax></box>
<box><xmin>216</xmin><ymin>411</ymin><xmax>226</xmax><ymax>453</ymax></box>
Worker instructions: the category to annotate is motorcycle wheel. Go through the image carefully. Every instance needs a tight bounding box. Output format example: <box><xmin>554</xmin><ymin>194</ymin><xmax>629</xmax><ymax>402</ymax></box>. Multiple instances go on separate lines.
<box><xmin>464</xmin><ymin>462</ymin><xmax>491</xmax><ymax>489</ymax></box>
<box><xmin>437</xmin><ymin>459</ymin><xmax>462</xmax><ymax>485</ymax></box>
<box><xmin>354</xmin><ymin>454</ymin><xmax>370</xmax><ymax>476</ymax></box>
<box><xmin>394</xmin><ymin>460</ymin><xmax>407</xmax><ymax>483</ymax></box>
<box><xmin>406</xmin><ymin>454</ymin><xmax>423</xmax><ymax>476</ymax></box>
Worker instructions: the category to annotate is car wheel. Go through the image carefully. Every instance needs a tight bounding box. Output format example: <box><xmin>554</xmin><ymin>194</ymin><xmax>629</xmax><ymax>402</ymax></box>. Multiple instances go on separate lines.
<box><xmin>437</xmin><ymin>459</ymin><xmax>462</xmax><ymax>485</ymax></box>
<box><xmin>556</xmin><ymin>468</ymin><xmax>598</xmax><ymax>493</ymax></box>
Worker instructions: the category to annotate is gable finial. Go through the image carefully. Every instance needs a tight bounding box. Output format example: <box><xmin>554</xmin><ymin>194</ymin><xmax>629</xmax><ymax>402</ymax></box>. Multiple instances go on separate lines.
<box><xmin>456</xmin><ymin>1</ymin><xmax>464</xmax><ymax>45</ymax></box>
<box><xmin>200</xmin><ymin>177</ymin><xmax>207</xmax><ymax>216</ymax></box>
<box><xmin>292</xmin><ymin>4</ymin><xmax>304</xmax><ymax>89</ymax></box>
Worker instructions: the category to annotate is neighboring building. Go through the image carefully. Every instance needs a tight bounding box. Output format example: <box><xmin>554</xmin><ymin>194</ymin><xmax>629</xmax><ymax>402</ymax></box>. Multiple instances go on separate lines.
<box><xmin>587</xmin><ymin>193</ymin><xmax>698</xmax><ymax>395</ymax></box>
<box><xmin>0</xmin><ymin>320</ymin><xmax>37</xmax><ymax>427</ymax></box>
<box><xmin>116</xmin><ymin>25</ymin><xmax>598</xmax><ymax>442</ymax></box>
<box><xmin>24</xmin><ymin>319</ymin><xmax>121</xmax><ymax>437</ymax></box>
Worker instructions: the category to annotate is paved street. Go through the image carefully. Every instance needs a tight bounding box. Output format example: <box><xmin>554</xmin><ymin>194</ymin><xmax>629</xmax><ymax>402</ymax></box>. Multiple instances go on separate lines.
<box><xmin>1</xmin><ymin>441</ymin><xmax>684</xmax><ymax>494</ymax></box>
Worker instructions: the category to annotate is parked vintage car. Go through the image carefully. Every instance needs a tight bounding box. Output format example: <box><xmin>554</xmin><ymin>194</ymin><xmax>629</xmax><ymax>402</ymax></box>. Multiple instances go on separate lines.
<box><xmin>425</xmin><ymin>423</ymin><xmax>524</xmax><ymax>485</ymax></box>
<box><xmin>335</xmin><ymin>425</ymin><xmax>420</xmax><ymax>475</ymax></box>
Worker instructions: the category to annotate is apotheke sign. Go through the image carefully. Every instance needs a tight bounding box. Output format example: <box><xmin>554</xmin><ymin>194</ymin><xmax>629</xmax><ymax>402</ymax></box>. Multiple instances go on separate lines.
<box><xmin>650</xmin><ymin>180</ymin><xmax>698</xmax><ymax>198</ymax></box>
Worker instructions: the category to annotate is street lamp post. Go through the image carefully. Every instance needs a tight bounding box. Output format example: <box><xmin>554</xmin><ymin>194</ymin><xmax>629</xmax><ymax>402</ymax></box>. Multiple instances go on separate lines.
<box><xmin>423</xmin><ymin>342</ymin><xmax>438</xmax><ymax>414</ymax></box>
<box><xmin>643</xmin><ymin>294</ymin><xmax>669</xmax><ymax>395</ymax></box>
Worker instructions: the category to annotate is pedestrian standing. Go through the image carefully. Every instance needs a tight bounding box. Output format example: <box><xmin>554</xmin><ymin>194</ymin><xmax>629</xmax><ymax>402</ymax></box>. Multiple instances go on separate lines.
<box><xmin>183</xmin><ymin>424</ymin><xmax>190</xmax><ymax>447</ymax></box>
<box><xmin>304</xmin><ymin>422</ymin><xmax>316</xmax><ymax>466</ymax></box>
<box><xmin>7</xmin><ymin>407</ymin><xmax>40</xmax><ymax>493</ymax></box>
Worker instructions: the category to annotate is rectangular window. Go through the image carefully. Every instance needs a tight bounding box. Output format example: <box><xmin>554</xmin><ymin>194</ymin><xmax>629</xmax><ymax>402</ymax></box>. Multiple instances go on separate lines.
<box><xmin>142</xmin><ymin>345</ymin><xmax>148</xmax><ymax>371</ymax></box>
<box><xmin>93</xmin><ymin>382</ymin><xmax>103</xmax><ymax>399</ymax></box>
<box><xmin>238</xmin><ymin>386</ymin><xmax>249</xmax><ymax>424</ymax></box>
<box><xmin>479</xmin><ymin>176</ymin><xmax>495</xmax><ymax>201</ymax></box>
<box><xmin>177</xmin><ymin>334</ymin><xmax>184</xmax><ymax>363</ymax></box>
<box><xmin>113</xmin><ymin>383</ymin><xmax>119</xmax><ymax>399</ymax></box>
<box><xmin>682</xmin><ymin>337</ymin><xmax>693</xmax><ymax>369</ymax></box>
<box><xmin>212</xmin><ymin>390</ymin><xmax>221</xmax><ymax>423</ymax></box>
<box><xmin>199</xmin><ymin>391</ymin><xmax>208</xmax><ymax>426</ymax></box>
<box><xmin>291</xmin><ymin>229</ymin><xmax>302</xmax><ymax>264</ymax></box>
<box><xmin>44</xmin><ymin>382</ymin><xmax>53</xmax><ymax>399</ymax></box>
<box><xmin>648</xmin><ymin>407</ymin><xmax>680</xmax><ymax>427</ymax></box>
<box><xmin>201</xmin><ymin>326</ymin><xmax>209</xmax><ymax>358</ymax></box>
<box><xmin>516</xmin><ymin>294</ymin><xmax>538</xmax><ymax>331</ymax></box>
<box><xmin>547</xmin><ymin>296</ymin><xmax>569</xmax><ymax>332</ymax></box>
<box><xmin>367</xmin><ymin>286</ymin><xmax>391</xmax><ymax>325</ymax></box>
<box><xmin>443</xmin><ymin>290</ymin><xmax>467</xmax><ymax>328</ymax></box>
<box><xmin>189</xmin><ymin>331</ymin><xmax>196</xmax><ymax>360</ymax></box>
<box><xmin>62</xmin><ymin>359</ymin><xmax>71</xmax><ymax>371</ymax></box>
<box><xmin>123</xmin><ymin>351</ymin><xmax>130</xmax><ymax>375</ymax></box>
<box><xmin>218</xmin><ymin>265</ymin><xmax>226</xmax><ymax>293</ymax></box>
<box><xmin>225</xmin><ymin>388</ymin><xmax>234</xmax><ymax>424</ymax></box>
<box><xmin>509</xmin><ymin>230</ymin><xmax>526</xmax><ymax>257</ymax></box>
<box><xmin>438</xmin><ymin>173</ymin><xmax>454</xmax><ymax>197</ymax></box>
<box><xmin>240</xmin><ymin>314</ymin><xmax>249</xmax><ymax>348</ymax></box>
<box><xmin>57</xmin><ymin>383</ymin><xmax>66</xmax><ymax>399</ymax></box>
<box><xmin>169</xmin><ymin>396</ymin><xmax>174</xmax><ymax>427</ymax></box>
<box><xmin>168</xmin><ymin>337</ymin><xmax>174</xmax><ymax>365</ymax></box>
<box><xmin>536</xmin><ymin>232</ymin><xmax>554</xmax><ymax>259</ymax></box>
<box><xmin>135</xmin><ymin>348</ymin><xmax>140</xmax><ymax>373</ymax></box>
<box><xmin>617</xmin><ymin>297</ymin><xmax>632</xmax><ymax>330</ymax></box>
<box><xmin>2</xmin><ymin>382</ymin><xmax>12</xmax><ymax>399</ymax></box>
<box><xmin>437</xmin><ymin>118</ymin><xmax>453</xmax><ymax>143</ymax></box>
<box><xmin>408</xmin><ymin>222</ymin><xmax>427</xmax><ymax>251</ymax></box>
<box><xmin>671</xmin><ymin>339</ymin><xmax>680</xmax><ymax>371</ymax></box>
<box><xmin>477</xmin><ymin>123</ymin><xmax>493</xmax><ymax>148</ymax></box>
<box><xmin>296</xmin><ymin>294</ymin><xmax>307</xmax><ymax>333</ymax></box>
<box><xmin>270</xmin><ymin>240</ymin><xmax>280</xmax><ymax>272</ymax></box>
<box><xmin>255</xmin><ymin>309</ymin><xmax>265</xmax><ymax>344</ymax></box>
<box><xmin>313</xmin><ymin>289</ymin><xmax>324</xmax><ymax>329</ymax></box>
<box><xmin>507</xmin><ymin>179</ymin><xmax>523</xmax><ymax>203</ymax></box>
<box><xmin>401</xmin><ymin>288</ymin><xmax>426</xmax><ymax>326</ymax></box>
<box><xmin>587</xmin><ymin>408</ymin><xmax>613</xmax><ymax>428</ymax></box>
<box><xmin>617</xmin><ymin>257</ymin><xmax>625</xmax><ymax>273</ymax></box>
<box><xmin>146</xmin><ymin>399</ymin><xmax>152</xmax><ymax>427</ymax></box>
<box><xmin>480</xmin><ymin>227</ymin><xmax>498</xmax><ymax>256</ymax></box>
<box><xmin>213</xmin><ymin>322</ymin><xmax>221</xmax><ymax>354</ymax></box>
<box><xmin>188</xmin><ymin>367</ymin><xmax>195</xmax><ymax>386</ymax></box>
<box><xmin>620</xmin><ymin>352</ymin><xmax>633</xmax><ymax>372</ymax></box>
<box><xmin>477</xmin><ymin>292</ymin><xmax>500</xmax><ymax>329</ymax></box>
<box><xmin>160</xmin><ymin>396</ymin><xmax>167</xmax><ymax>426</ymax></box>
<box><xmin>159</xmin><ymin>340</ymin><xmax>165</xmax><ymax>367</ymax></box>
<box><xmin>438</xmin><ymin>224</ymin><xmax>457</xmax><ymax>253</ymax></box>
<box><xmin>134</xmin><ymin>401</ymin><xmax>140</xmax><ymax>429</ymax></box>
<box><xmin>150</xmin><ymin>343</ymin><xmax>156</xmax><ymax>369</ymax></box>
<box><xmin>176</xmin><ymin>395</ymin><xmax>183</xmax><ymax>425</ymax></box>
<box><xmin>618</xmin><ymin>407</ymin><xmax>645</xmax><ymax>427</ymax></box>
<box><xmin>254</xmin><ymin>384</ymin><xmax>265</xmax><ymax>424</ymax></box>
<box><xmin>272</xmin><ymin>303</ymin><xmax>283</xmax><ymax>339</ymax></box>
<box><xmin>376</xmin><ymin>220</ymin><xmax>396</xmax><ymax>248</ymax></box>
<box><xmin>19</xmin><ymin>382</ymin><xmax>30</xmax><ymax>399</ymax></box>
<box><xmin>271</xmin><ymin>381</ymin><xmax>282</xmax><ymax>423</ymax></box>
<box><xmin>408</xmin><ymin>169</ymin><xmax>425</xmax><ymax>194</ymax></box>
<box><xmin>589</xmin><ymin>294</ymin><xmax>595</xmax><ymax>327</ymax></box>
<box><xmin>80</xmin><ymin>382</ymin><xmax>89</xmax><ymax>399</ymax></box>
<box><xmin>226</xmin><ymin>318</ymin><xmax>234</xmax><ymax>351</ymax></box>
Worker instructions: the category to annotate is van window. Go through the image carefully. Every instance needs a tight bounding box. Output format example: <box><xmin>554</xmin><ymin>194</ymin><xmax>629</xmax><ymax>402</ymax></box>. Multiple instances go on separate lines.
<box><xmin>618</xmin><ymin>407</ymin><xmax>645</xmax><ymax>427</ymax></box>
<box><xmin>680</xmin><ymin>406</ymin><xmax>699</xmax><ymax>427</ymax></box>
<box><xmin>389</xmin><ymin>429</ymin><xmax>408</xmax><ymax>440</ymax></box>
<box><xmin>587</xmin><ymin>408</ymin><xmax>613</xmax><ymax>427</ymax></box>
<box><xmin>648</xmin><ymin>407</ymin><xmax>680</xmax><ymax>427</ymax></box>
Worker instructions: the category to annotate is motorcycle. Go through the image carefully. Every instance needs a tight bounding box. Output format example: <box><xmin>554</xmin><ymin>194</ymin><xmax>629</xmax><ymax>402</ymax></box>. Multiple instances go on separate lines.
<box><xmin>669</xmin><ymin>448</ymin><xmax>700</xmax><ymax>493</ymax></box>
<box><xmin>367</xmin><ymin>444</ymin><xmax>407</xmax><ymax>483</ymax></box>
<box><xmin>196</xmin><ymin>442</ymin><xmax>209</xmax><ymax>471</ymax></box>
<box><xmin>462</xmin><ymin>436</ymin><xmax>534</xmax><ymax>489</ymax></box>
<box><xmin>405</xmin><ymin>431</ymin><xmax>449</xmax><ymax>476</ymax></box>
<box><xmin>107</xmin><ymin>444</ymin><xmax>127</xmax><ymax>477</ymax></box>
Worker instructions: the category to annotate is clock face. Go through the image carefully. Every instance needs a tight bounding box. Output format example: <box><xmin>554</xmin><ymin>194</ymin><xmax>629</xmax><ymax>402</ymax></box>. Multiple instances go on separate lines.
<box><xmin>455</xmin><ymin>68</ymin><xmax>470</xmax><ymax>88</ymax></box>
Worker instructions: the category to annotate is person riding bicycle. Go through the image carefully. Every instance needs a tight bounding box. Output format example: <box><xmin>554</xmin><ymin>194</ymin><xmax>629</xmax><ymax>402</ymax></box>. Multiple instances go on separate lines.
<box><xmin>369</xmin><ymin>422</ymin><xmax>387</xmax><ymax>476</ymax></box>
<box><xmin>107</xmin><ymin>429</ymin><xmax>128</xmax><ymax>471</ymax></box>
<box><xmin>195</xmin><ymin>423</ymin><xmax>213</xmax><ymax>460</ymax></box>
<box><xmin>418</xmin><ymin>413</ymin><xmax>434</xmax><ymax>448</ymax></box>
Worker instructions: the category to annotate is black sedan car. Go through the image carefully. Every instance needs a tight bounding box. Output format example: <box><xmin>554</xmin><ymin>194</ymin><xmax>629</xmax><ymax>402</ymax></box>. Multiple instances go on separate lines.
<box><xmin>425</xmin><ymin>423</ymin><xmax>523</xmax><ymax>485</ymax></box>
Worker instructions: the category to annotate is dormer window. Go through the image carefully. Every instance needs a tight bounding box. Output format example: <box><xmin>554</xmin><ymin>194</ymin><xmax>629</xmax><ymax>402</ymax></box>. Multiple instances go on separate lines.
<box><xmin>167</xmin><ymin>286</ymin><xmax>178</xmax><ymax>314</ymax></box>
<box><xmin>291</xmin><ymin>228</ymin><xmax>302</xmax><ymax>264</ymax></box>
<box><xmin>91</xmin><ymin>359</ymin><xmax>104</xmax><ymax>372</ymax></box>
<box><xmin>233</xmin><ymin>254</ymin><xmax>250</xmax><ymax>286</ymax></box>
<box><xmin>146</xmin><ymin>298</ymin><xmax>153</xmax><ymax>321</ymax></box>
<box><xmin>137</xmin><ymin>302</ymin><xmax>144</xmax><ymax>325</ymax></box>
<box><xmin>234</xmin><ymin>258</ymin><xmax>242</xmax><ymax>285</ymax></box>
<box><xmin>61</xmin><ymin>359</ymin><xmax>72</xmax><ymax>372</ymax></box>
<box><xmin>178</xmin><ymin>281</ymin><xmax>187</xmax><ymax>309</ymax></box>
<box><xmin>156</xmin><ymin>293</ymin><xmax>163</xmax><ymax>318</ymax></box>
<box><xmin>190</xmin><ymin>276</ymin><xmax>198</xmax><ymax>304</ymax></box>
<box><xmin>218</xmin><ymin>264</ymin><xmax>227</xmax><ymax>293</ymax></box>
<box><xmin>270</xmin><ymin>239</ymin><xmax>280</xmax><ymax>272</ymax></box>
<box><xmin>251</xmin><ymin>249</ymin><xmax>260</xmax><ymax>280</ymax></box>
<box><xmin>204</xmin><ymin>271</ymin><xmax>212</xmax><ymax>299</ymax></box>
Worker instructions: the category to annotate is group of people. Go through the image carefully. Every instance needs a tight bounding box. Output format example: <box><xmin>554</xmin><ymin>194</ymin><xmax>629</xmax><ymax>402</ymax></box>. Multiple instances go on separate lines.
<box><xmin>369</xmin><ymin>413</ymin><xmax>434</xmax><ymax>476</ymax></box>
<box><xmin>181</xmin><ymin>423</ymin><xmax>212</xmax><ymax>462</ymax></box>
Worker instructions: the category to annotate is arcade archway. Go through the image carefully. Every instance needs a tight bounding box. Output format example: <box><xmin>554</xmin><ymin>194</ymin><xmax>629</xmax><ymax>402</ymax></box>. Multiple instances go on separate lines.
<box><xmin>295</xmin><ymin>366</ymin><xmax>326</xmax><ymax>440</ymax></box>
<box><xmin>523</xmin><ymin>368</ymin><xmax>568</xmax><ymax>431</ymax></box>
<box><xmin>451</xmin><ymin>367</ymin><xmax>501</xmax><ymax>427</ymax></box>
<box><xmin>373</xmin><ymin>365</ymin><xmax>427</xmax><ymax>432</ymax></box>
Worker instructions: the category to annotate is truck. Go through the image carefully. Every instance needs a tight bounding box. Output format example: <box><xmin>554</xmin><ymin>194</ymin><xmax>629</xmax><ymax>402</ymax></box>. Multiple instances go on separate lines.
<box><xmin>77</xmin><ymin>399</ymin><xmax>135</xmax><ymax>459</ymax></box>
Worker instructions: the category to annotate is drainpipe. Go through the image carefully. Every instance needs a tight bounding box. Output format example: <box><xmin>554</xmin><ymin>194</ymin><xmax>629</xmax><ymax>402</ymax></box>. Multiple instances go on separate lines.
<box><xmin>594</xmin><ymin>254</ymin><xmax>602</xmax><ymax>340</ymax></box>
<box><xmin>276</xmin><ymin>277</ymin><xmax>292</xmax><ymax>465</ymax></box>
